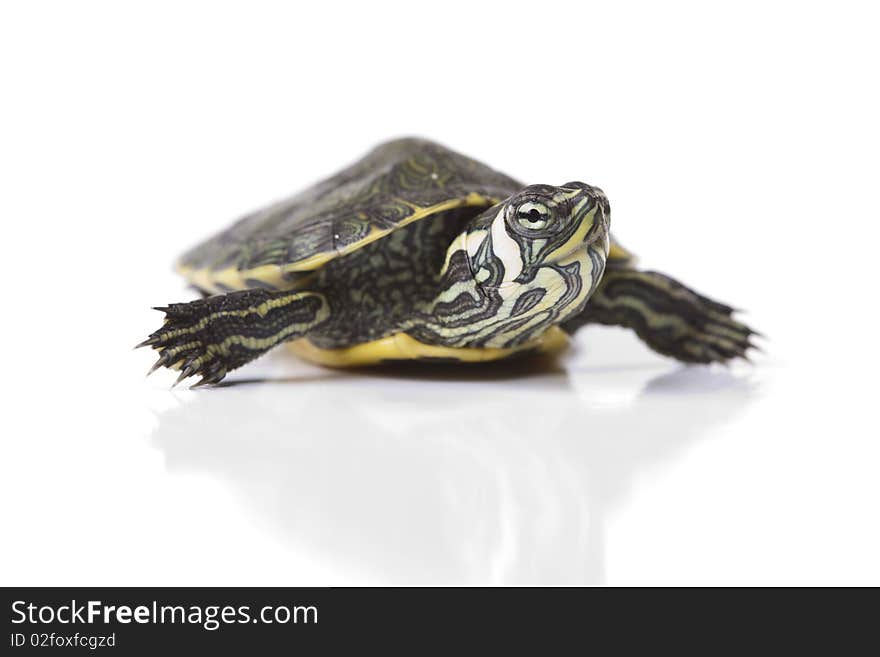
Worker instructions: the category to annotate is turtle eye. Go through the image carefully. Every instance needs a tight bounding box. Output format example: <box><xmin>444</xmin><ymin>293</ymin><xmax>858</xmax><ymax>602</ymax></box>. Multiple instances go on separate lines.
<box><xmin>515</xmin><ymin>201</ymin><xmax>551</xmax><ymax>230</ymax></box>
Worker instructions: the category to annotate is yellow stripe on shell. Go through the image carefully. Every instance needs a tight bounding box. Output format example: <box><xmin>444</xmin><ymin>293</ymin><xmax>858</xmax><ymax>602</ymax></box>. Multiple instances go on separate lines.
<box><xmin>177</xmin><ymin>193</ymin><xmax>498</xmax><ymax>294</ymax></box>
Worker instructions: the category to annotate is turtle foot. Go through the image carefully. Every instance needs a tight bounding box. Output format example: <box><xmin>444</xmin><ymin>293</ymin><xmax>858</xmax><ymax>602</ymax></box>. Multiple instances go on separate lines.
<box><xmin>138</xmin><ymin>288</ymin><xmax>329</xmax><ymax>387</ymax></box>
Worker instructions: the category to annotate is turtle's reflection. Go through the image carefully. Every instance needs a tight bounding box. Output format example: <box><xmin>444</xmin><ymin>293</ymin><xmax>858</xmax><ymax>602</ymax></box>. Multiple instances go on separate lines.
<box><xmin>149</xmin><ymin>353</ymin><xmax>756</xmax><ymax>585</ymax></box>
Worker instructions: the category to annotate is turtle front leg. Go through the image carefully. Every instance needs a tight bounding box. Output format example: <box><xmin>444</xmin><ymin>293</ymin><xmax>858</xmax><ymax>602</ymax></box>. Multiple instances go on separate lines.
<box><xmin>138</xmin><ymin>288</ymin><xmax>330</xmax><ymax>386</ymax></box>
<box><xmin>561</xmin><ymin>267</ymin><xmax>758</xmax><ymax>364</ymax></box>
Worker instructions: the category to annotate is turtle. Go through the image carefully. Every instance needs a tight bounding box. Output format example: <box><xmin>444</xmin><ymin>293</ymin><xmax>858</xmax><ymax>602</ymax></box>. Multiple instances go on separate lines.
<box><xmin>140</xmin><ymin>138</ymin><xmax>756</xmax><ymax>386</ymax></box>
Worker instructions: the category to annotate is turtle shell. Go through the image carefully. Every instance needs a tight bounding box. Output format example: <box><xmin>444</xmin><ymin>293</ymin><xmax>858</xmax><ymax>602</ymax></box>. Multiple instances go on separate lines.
<box><xmin>178</xmin><ymin>138</ymin><xmax>635</xmax><ymax>293</ymax></box>
<box><xmin>178</xmin><ymin>138</ymin><xmax>521</xmax><ymax>293</ymax></box>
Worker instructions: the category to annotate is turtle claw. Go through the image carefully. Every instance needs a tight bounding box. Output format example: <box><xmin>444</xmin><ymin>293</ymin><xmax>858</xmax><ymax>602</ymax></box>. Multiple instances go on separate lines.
<box><xmin>140</xmin><ymin>287</ymin><xmax>328</xmax><ymax>388</ymax></box>
<box><xmin>141</xmin><ymin>301</ymin><xmax>226</xmax><ymax>386</ymax></box>
<box><xmin>188</xmin><ymin>365</ymin><xmax>226</xmax><ymax>389</ymax></box>
<box><xmin>172</xmin><ymin>365</ymin><xmax>197</xmax><ymax>388</ymax></box>
<box><xmin>746</xmin><ymin>337</ymin><xmax>765</xmax><ymax>355</ymax></box>
<box><xmin>684</xmin><ymin>310</ymin><xmax>760</xmax><ymax>365</ymax></box>
<box><xmin>146</xmin><ymin>356</ymin><xmax>168</xmax><ymax>377</ymax></box>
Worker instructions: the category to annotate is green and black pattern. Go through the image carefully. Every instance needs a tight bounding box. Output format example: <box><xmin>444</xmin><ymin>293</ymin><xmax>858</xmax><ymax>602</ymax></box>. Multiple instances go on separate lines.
<box><xmin>561</xmin><ymin>267</ymin><xmax>758</xmax><ymax>363</ymax></box>
<box><xmin>180</xmin><ymin>139</ymin><xmax>520</xmax><ymax>275</ymax></box>
<box><xmin>139</xmin><ymin>288</ymin><xmax>330</xmax><ymax>385</ymax></box>
<box><xmin>142</xmin><ymin>138</ymin><xmax>757</xmax><ymax>385</ymax></box>
<box><xmin>409</xmin><ymin>183</ymin><xmax>610</xmax><ymax>349</ymax></box>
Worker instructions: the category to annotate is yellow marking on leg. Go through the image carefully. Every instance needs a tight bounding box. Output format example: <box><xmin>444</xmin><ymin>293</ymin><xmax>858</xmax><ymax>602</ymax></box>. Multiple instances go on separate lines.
<box><xmin>157</xmin><ymin>341</ymin><xmax>200</xmax><ymax>361</ymax></box>
<box><xmin>157</xmin><ymin>292</ymin><xmax>326</xmax><ymax>342</ymax></box>
<box><xmin>211</xmin><ymin>314</ymin><xmax>329</xmax><ymax>354</ymax></box>
<box><xmin>284</xmin><ymin>326</ymin><xmax>569</xmax><ymax>368</ymax></box>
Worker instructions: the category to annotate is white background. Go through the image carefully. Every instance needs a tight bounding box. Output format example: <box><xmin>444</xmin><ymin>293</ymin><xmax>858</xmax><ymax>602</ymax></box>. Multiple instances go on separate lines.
<box><xmin>1</xmin><ymin>1</ymin><xmax>877</xmax><ymax>585</ymax></box>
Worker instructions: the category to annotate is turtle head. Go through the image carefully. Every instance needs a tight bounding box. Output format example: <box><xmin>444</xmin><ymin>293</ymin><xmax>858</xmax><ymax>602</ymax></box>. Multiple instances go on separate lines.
<box><xmin>432</xmin><ymin>182</ymin><xmax>610</xmax><ymax>346</ymax></box>
<box><xmin>466</xmin><ymin>182</ymin><xmax>610</xmax><ymax>289</ymax></box>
